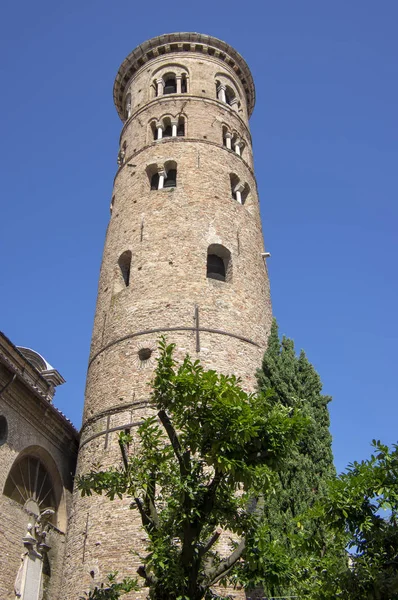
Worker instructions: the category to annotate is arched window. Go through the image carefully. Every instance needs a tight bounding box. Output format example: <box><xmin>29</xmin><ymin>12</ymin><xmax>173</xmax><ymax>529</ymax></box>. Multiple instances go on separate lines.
<box><xmin>181</xmin><ymin>74</ymin><xmax>187</xmax><ymax>93</ymax></box>
<box><xmin>207</xmin><ymin>244</ymin><xmax>231</xmax><ymax>283</ymax></box>
<box><xmin>207</xmin><ymin>254</ymin><xmax>225</xmax><ymax>281</ymax></box>
<box><xmin>177</xmin><ymin>116</ymin><xmax>185</xmax><ymax>137</ymax></box>
<box><xmin>118</xmin><ymin>251</ymin><xmax>132</xmax><ymax>287</ymax></box>
<box><xmin>225</xmin><ymin>86</ymin><xmax>235</xmax><ymax>106</ymax></box>
<box><xmin>222</xmin><ymin>126</ymin><xmax>228</xmax><ymax>147</ymax></box>
<box><xmin>164</xmin><ymin>75</ymin><xmax>177</xmax><ymax>95</ymax></box>
<box><xmin>230</xmin><ymin>174</ymin><xmax>240</xmax><ymax>200</ymax></box>
<box><xmin>163</xmin><ymin>117</ymin><xmax>172</xmax><ymax>138</ymax></box>
<box><xmin>164</xmin><ymin>169</ymin><xmax>177</xmax><ymax>188</ymax></box>
<box><xmin>164</xmin><ymin>161</ymin><xmax>177</xmax><ymax>188</ymax></box>
<box><xmin>3</xmin><ymin>456</ymin><xmax>57</xmax><ymax>523</ymax></box>
<box><xmin>125</xmin><ymin>93</ymin><xmax>132</xmax><ymax>119</ymax></box>
<box><xmin>151</xmin><ymin>121</ymin><xmax>158</xmax><ymax>141</ymax></box>
<box><xmin>241</xmin><ymin>183</ymin><xmax>250</xmax><ymax>205</ymax></box>
<box><xmin>151</xmin><ymin>172</ymin><xmax>160</xmax><ymax>190</ymax></box>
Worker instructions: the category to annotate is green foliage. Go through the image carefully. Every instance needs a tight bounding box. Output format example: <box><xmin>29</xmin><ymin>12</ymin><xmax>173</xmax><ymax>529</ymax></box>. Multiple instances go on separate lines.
<box><xmin>78</xmin><ymin>337</ymin><xmax>308</xmax><ymax>600</ymax></box>
<box><xmin>270</xmin><ymin>440</ymin><xmax>398</xmax><ymax>599</ymax></box>
<box><xmin>80</xmin><ymin>573</ymin><xmax>139</xmax><ymax>599</ymax></box>
<box><xmin>318</xmin><ymin>440</ymin><xmax>398</xmax><ymax>599</ymax></box>
<box><xmin>246</xmin><ymin>318</ymin><xmax>336</xmax><ymax>595</ymax></box>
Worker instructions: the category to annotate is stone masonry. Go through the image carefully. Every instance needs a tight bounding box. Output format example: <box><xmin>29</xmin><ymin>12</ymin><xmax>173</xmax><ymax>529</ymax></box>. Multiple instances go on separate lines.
<box><xmin>62</xmin><ymin>33</ymin><xmax>272</xmax><ymax>599</ymax></box>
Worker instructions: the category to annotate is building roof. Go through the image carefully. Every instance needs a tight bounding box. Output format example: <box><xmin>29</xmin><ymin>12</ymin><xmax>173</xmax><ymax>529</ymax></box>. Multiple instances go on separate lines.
<box><xmin>0</xmin><ymin>331</ymin><xmax>78</xmax><ymax>437</ymax></box>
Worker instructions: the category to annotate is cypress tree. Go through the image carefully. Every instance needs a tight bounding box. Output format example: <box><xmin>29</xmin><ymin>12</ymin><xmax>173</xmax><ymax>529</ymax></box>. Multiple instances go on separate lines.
<box><xmin>255</xmin><ymin>319</ymin><xmax>335</xmax><ymax>595</ymax></box>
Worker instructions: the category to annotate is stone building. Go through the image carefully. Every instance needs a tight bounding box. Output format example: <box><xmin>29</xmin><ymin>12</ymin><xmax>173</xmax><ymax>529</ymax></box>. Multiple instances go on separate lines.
<box><xmin>0</xmin><ymin>332</ymin><xmax>78</xmax><ymax>599</ymax></box>
<box><xmin>1</xmin><ymin>33</ymin><xmax>272</xmax><ymax>599</ymax></box>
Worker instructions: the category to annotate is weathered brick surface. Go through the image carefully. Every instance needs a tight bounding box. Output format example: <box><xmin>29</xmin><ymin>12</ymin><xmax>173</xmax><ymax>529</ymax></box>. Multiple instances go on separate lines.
<box><xmin>63</xmin><ymin>34</ymin><xmax>272</xmax><ymax>599</ymax></box>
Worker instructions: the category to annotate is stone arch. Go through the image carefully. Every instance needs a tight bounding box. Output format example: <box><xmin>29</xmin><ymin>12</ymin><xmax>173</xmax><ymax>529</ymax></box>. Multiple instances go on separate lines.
<box><xmin>3</xmin><ymin>445</ymin><xmax>67</xmax><ymax>532</ymax></box>
<box><xmin>215</xmin><ymin>72</ymin><xmax>241</xmax><ymax>111</ymax></box>
<box><xmin>148</xmin><ymin>118</ymin><xmax>158</xmax><ymax>142</ymax></box>
<box><xmin>152</xmin><ymin>63</ymin><xmax>190</xmax><ymax>96</ymax></box>
<box><xmin>151</xmin><ymin>62</ymin><xmax>190</xmax><ymax>81</ymax></box>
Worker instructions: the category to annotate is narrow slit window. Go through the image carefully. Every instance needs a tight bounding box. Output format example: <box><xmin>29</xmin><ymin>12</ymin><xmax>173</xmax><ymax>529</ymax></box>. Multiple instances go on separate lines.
<box><xmin>118</xmin><ymin>251</ymin><xmax>132</xmax><ymax>287</ymax></box>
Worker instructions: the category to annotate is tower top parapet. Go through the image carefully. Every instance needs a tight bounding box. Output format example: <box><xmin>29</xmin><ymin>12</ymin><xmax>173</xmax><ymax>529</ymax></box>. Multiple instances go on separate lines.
<box><xmin>113</xmin><ymin>32</ymin><xmax>256</xmax><ymax>120</ymax></box>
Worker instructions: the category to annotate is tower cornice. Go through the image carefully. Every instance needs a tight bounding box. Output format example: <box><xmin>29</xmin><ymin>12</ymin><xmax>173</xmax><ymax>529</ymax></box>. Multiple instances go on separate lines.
<box><xmin>113</xmin><ymin>32</ymin><xmax>256</xmax><ymax>120</ymax></box>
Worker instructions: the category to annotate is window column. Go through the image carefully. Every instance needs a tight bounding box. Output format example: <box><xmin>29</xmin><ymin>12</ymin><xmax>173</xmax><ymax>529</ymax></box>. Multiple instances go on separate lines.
<box><xmin>171</xmin><ymin>121</ymin><xmax>178</xmax><ymax>137</ymax></box>
<box><xmin>225</xmin><ymin>132</ymin><xmax>232</xmax><ymax>150</ymax></box>
<box><xmin>176</xmin><ymin>75</ymin><xmax>182</xmax><ymax>94</ymax></box>
<box><xmin>230</xmin><ymin>98</ymin><xmax>239</xmax><ymax>112</ymax></box>
<box><xmin>234</xmin><ymin>183</ymin><xmax>244</xmax><ymax>204</ymax></box>
<box><xmin>234</xmin><ymin>138</ymin><xmax>241</xmax><ymax>156</ymax></box>
<box><xmin>158</xmin><ymin>169</ymin><xmax>166</xmax><ymax>189</ymax></box>
<box><xmin>157</xmin><ymin>125</ymin><xmax>164</xmax><ymax>140</ymax></box>
<box><xmin>217</xmin><ymin>84</ymin><xmax>226</xmax><ymax>103</ymax></box>
<box><xmin>156</xmin><ymin>78</ymin><xmax>164</xmax><ymax>96</ymax></box>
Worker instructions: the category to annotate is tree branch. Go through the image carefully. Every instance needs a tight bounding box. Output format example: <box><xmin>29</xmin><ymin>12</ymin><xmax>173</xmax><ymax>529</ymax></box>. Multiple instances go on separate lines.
<box><xmin>199</xmin><ymin>530</ymin><xmax>221</xmax><ymax>558</ymax></box>
<box><xmin>135</xmin><ymin>497</ymin><xmax>155</xmax><ymax>532</ymax></box>
<box><xmin>118</xmin><ymin>438</ymin><xmax>129</xmax><ymax>472</ymax></box>
<box><xmin>144</xmin><ymin>472</ymin><xmax>160</xmax><ymax>529</ymax></box>
<box><xmin>206</xmin><ymin>538</ymin><xmax>246</xmax><ymax>586</ymax></box>
<box><xmin>137</xmin><ymin>565</ymin><xmax>156</xmax><ymax>587</ymax></box>
<box><xmin>206</xmin><ymin>494</ymin><xmax>264</xmax><ymax>586</ymax></box>
<box><xmin>158</xmin><ymin>409</ymin><xmax>189</xmax><ymax>475</ymax></box>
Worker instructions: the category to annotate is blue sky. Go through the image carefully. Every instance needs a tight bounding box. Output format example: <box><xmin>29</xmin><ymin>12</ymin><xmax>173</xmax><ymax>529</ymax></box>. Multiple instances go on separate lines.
<box><xmin>1</xmin><ymin>1</ymin><xmax>397</xmax><ymax>473</ymax></box>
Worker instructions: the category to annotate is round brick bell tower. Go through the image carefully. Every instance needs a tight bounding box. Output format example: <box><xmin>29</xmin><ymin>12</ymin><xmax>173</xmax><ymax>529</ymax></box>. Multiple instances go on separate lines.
<box><xmin>63</xmin><ymin>33</ymin><xmax>272</xmax><ymax>598</ymax></box>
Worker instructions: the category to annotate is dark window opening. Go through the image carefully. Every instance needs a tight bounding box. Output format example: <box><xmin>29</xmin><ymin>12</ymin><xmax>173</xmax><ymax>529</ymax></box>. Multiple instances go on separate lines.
<box><xmin>163</xmin><ymin>125</ymin><xmax>172</xmax><ymax>137</ymax></box>
<box><xmin>164</xmin><ymin>78</ymin><xmax>176</xmax><ymax>94</ymax></box>
<box><xmin>230</xmin><ymin>174</ymin><xmax>240</xmax><ymax>200</ymax></box>
<box><xmin>177</xmin><ymin>120</ymin><xmax>185</xmax><ymax>136</ymax></box>
<box><xmin>138</xmin><ymin>347</ymin><xmax>152</xmax><ymax>361</ymax></box>
<box><xmin>207</xmin><ymin>254</ymin><xmax>226</xmax><ymax>281</ymax></box>
<box><xmin>164</xmin><ymin>169</ymin><xmax>177</xmax><ymax>188</ymax></box>
<box><xmin>181</xmin><ymin>75</ymin><xmax>187</xmax><ymax>93</ymax></box>
<box><xmin>151</xmin><ymin>173</ymin><xmax>159</xmax><ymax>190</ymax></box>
<box><xmin>0</xmin><ymin>416</ymin><xmax>8</xmax><ymax>445</ymax></box>
<box><xmin>118</xmin><ymin>251</ymin><xmax>131</xmax><ymax>287</ymax></box>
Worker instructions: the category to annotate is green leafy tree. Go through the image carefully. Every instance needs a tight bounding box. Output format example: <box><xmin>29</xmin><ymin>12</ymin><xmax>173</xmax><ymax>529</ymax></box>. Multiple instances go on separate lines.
<box><xmin>306</xmin><ymin>440</ymin><xmax>398</xmax><ymax>599</ymax></box>
<box><xmin>78</xmin><ymin>338</ymin><xmax>308</xmax><ymax>600</ymax></box>
<box><xmin>245</xmin><ymin>319</ymin><xmax>336</xmax><ymax>594</ymax></box>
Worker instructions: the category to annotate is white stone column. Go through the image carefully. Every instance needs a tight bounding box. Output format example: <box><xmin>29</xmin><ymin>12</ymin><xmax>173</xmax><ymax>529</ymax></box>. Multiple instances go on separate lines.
<box><xmin>234</xmin><ymin>139</ymin><xmax>241</xmax><ymax>156</ymax></box>
<box><xmin>234</xmin><ymin>183</ymin><xmax>244</xmax><ymax>204</ymax></box>
<box><xmin>156</xmin><ymin>78</ymin><xmax>164</xmax><ymax>97</ymax></box>
<box><xmin>158</xmin><ymin>171</ymin><xmax>165</xmax><ymax>189</ymax></box>
<box><xmin>157</xmin><ymin>126</ymin><xmax>163</xmax><ymax>140</ymax></box>
<box><xmin>171</xmin><ymin>121</ymin><xmax>178</xmax><ymax>137</ymax></box>
<box><xmin>225</xmin><ymin>133</ymin><xmax>232</xmax><ymax>150</ymax></box>
<box><xmin>217</xmin><ymin>84</ymin><xmax>226</xmax><ymax>103</ymax></box>
<box><xmin>230</xmin><ymin>98</ymin><xmax>239</xmax><ymax>112</ymax></box>
<box><xmin>176</xmin><ymin>75</ymin><xmax>182</xmax><ymax>94</ymax></box>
